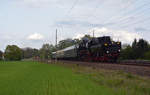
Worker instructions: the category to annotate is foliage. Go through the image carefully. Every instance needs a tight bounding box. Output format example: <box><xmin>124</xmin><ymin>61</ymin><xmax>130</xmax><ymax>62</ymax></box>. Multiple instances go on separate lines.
<box><xmin>120</xmin><ymin>45</ymin><xmax>133</xmax><ymax>60</ymax></box>
<box><xmin>0</xmin><ymin>50</ymin><xmax>3</xmax><ymax>60</ymax></box>
<box><xmin>57</xmin><ymin>38</ymin><xmax>75</xmax><ymax>50</ymax></box>
<box><xmin>133</xmin><ymin>39</ymin><xmax>149</xmax><ymax>59</ymax></box>
<box><xmin>4</xmin><ymin>45</ymin><xmax>22</xmax><ymax>61</ymax></box>
<box><xmin>120</xmin><ymin>39</ymin><xmax>150</xmax><ymax>60</ymax></box>
<box><xmin>144</xmin><ymin>51</ymin><xmax>150</xmax><ymax>60</ymax></box>
<box><xmin>57</xmin><ymin>35</ymin><xmax>92</xmax><ymax>50</ymax></box>
<box><xmin>39</xmin><ymin>44</ymin><xmax>55</xmax><ymax>59</ymax></box>
<box><xmin>82</xmin><ymin>34</ymin><xmax>92</xmax><ymax>40</ymax></box>
<box><xmin>22</xmin><ymin>48</ymin><xmax>39</xmax><ymax>59</ymax></box>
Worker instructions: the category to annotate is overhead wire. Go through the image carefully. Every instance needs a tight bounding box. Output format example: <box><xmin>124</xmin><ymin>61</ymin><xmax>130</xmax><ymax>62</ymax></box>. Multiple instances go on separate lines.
<box><xmin>103</xmin><ymin>0</ymin><xmax>144</xmax><ymax>25</ymax></box>
<box><xmin>86</xmin><ymin>0</ymin><xmax>109</xmax><ymax>35</ymax></box>
<box><xmin>85</xmin><ymin>0</ymin><xmax>136</xmax><ymax>30</ymax></box>
<box><xmin>103</xmin><ymin>0</ymin><xmax>136</xmax><ymax>24</ymax></box>
<box><xmin>120</xmin><ymin>15</ymin><xmax>150</xmax><ymax>28</ymax></box>
<box><xmin>56</xmin><ymin>0</ymin><xmax>79</xmax><ymax>40</ymax></box>
<box><xmin>96</xmin><ymin>0</ymin><xmax>150</xmax><ymax>30</ymax></box>
<box><xmin>56</xmin><ymin>0</ymin><xmax>150</xmax><ymax>39</ymax></box>
<box><xmin>66</xmin><ymin>0</ymin><xmax>79</xmax><ymax>15</ymax></box>
<box><xmin>108</xmin><ymin>4</ymin><xmax>150</xmax><ymax>28</ymax></box>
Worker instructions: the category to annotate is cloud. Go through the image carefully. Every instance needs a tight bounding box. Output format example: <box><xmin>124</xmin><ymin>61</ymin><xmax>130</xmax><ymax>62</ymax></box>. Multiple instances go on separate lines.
<box><xmin>88</xmin><ymin>27</ymin><xmax>142</xmax><ymax>44</ymax></box>
<box><xmin>27</xmin><ymin>33</ymin><xmax>44</xmax><ymax>40</ymax></box>
<box><xmin>73</xmin><ymin>34</ymin><xmax>85</xmax><ymax>39</ymax></box>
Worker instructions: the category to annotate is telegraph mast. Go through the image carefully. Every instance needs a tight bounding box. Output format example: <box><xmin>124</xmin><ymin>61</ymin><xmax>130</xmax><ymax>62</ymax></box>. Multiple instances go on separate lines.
<box><xmin>55</xmin><ymin>29</ymin><xmax>58</xmax><ymax>63</ymax></box>
<box><xmin>93</xmin><ymin>30</ymin><xmax>95</xmax><ymax>38</ymax></box>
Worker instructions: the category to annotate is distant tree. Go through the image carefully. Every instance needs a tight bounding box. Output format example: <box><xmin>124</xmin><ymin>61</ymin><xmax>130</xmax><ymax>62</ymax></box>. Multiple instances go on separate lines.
<box><xmin>39</xmin><ymin>44</ymin><xmax>55</xmax><ymax>59</ymax></box>
<box><xmin>22</xmin><ymin>48</ymin><xmax>39</xmax><ymax>59</ymax></box>
<box><xmin>132</xmin><ymin>39</ymin><xmax>137</xmax><ymax>48</ymax></box>
<box><xmin>0</xmin><ymin>50</ymin><xmax>3</xmax><ymax>60</ymax></box>
<box><xmin>120</xmin><ymin>45</ymin><xmax>134</xmax><ymax>60</ymax></box>
<box><xmin>32</xmin><ymin>48</ymin><xmax>40</xmax><ymax>57</ymax></box>
<box><xmin>74</xmin><ymin>39</ymin><xmax>80</xmax><ymax>44</ymax></box>
<box><xmin>135</xmin><ymin>39</ymin><xmax>149</xmax><ymax>59</ymax></box>
<box><xmin>120</xmin><ymin>38</ymin><xmax>150</xmax><ymax>60</ymax></box>
<box><xmin>57</xmin><ymin>38</ymin><xmax>75</xmax><ymax>50</ymax></box>
<box><xmin>83</xmin><ymin>35</ymin><xmax>92</xmax><ymax>39</ymax></box>
<box><xmin>56</xmin><ymin>35</ymin><xmax>92</xmax><ymax>50</ymax></box>
<box><xmin>144</xmin><ymin>51</ymin><xmax>150</xmax><ymax>60</ymax></box>
<box><xmin>22</xmin><ymin>48</ymin><xmax>33</xmax><ymax>59</ymax></box>
<box><xmin>122</xmin><ymin>44</ymin><xmax>129</xmax><ymax>49</ymax></box>
<box><xmin>4</xmin><ymin>45</ymin><xmax>22</xmax><ymax>61</ymax></box>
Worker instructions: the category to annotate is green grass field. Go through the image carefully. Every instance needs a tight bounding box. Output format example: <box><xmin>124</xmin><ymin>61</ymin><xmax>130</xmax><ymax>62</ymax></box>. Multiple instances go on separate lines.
<box><xmin>0</xmin><ymin>61</ymin><xmax>150</xmax><ymax>95</ymax></box>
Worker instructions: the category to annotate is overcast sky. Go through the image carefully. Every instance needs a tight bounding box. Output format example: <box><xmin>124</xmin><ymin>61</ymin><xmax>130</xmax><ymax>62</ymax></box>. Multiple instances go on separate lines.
<box><xmin>0</xmin><ymin>0</ymin><xmax>150</xmax><ymax>51</ymax></box>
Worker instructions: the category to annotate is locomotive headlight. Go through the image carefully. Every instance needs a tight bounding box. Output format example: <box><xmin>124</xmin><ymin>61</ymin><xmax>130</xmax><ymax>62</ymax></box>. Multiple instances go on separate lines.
<box><xmin>117</xmin><ymin>42</ymin><xmax>120</xmax><ymax>44</ymax></box>
<box><xmin>106</xmin><ymin>51</ymin><xmax>109</xmax><ymax>53</ymax></box>
<box><xmin>104</xmin><ymin>43</ymin><xmax>108</xmax><ymax>46</ymax></box>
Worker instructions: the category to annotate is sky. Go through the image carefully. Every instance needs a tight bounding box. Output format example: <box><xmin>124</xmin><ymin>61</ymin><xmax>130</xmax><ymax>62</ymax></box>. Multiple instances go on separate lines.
<box><xmin>0</xmin><ymin>0</ymin><xmax>150</xmax><ymax>51</ymax></box>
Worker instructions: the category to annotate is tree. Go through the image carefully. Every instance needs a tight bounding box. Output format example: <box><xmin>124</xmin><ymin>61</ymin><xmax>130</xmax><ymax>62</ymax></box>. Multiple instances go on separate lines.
<box><xmin>0</xmin><ymin>50</ymin><xmax>3</xmax><ymax>60</ymax></box>
<box><xmin>120</xmin><ymin>38</ymin><xmax>150</xmax><ymax>60</ymax></box>
<box><xmin>83</xmin><ymin>35</ymin><xmax>92</xmax><ymax>39</ymax></box>
<box><xmin>56</xmin><ymin>35</ymin><xmax>92</xmax><ymax>50</ymax></box>
<box><xmin>120</xmin><ymin>45</ymin><xmax>134</xmax><ymax>60</ymax></box>
<box><xmin>135</xmin><ymin>39</ymin><xmax>149</xmax><ymax>59</ymax></box>
<box><xmin>132</xmin><ymin>39</ymin><xmax>137</xmax><ymax>48</ymax></box>
<box><xmin>22</xmin><ymin>48</ymin><xmax>39</xmax><ymax>59</ymax></box>
<box><xmin>144</xmin><ymin>51</ymin><xmax>150</xmax><ymax>60</ymax></box>
<box><xmin>32</xmin><ymin>48</ymin><xmax>39</xmax><ymax>57</ymax></box>
<box><xmin>39</xmin><ymin>44</ymin><xmax>55</xmax><ymax>59</ymax></box>
<box><xmin>57</xmin><ymin>39</ymin><xmax>75</xmax><ymax>50</ymax></box>
<box><xmin>4</xmin><ymin>45</ymin><xmax>22</xmax><ymax>61</ymax></box>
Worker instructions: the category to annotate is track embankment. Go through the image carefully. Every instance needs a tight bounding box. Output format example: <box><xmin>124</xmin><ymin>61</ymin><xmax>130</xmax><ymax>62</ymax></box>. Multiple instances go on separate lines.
<box><xmin>55</xmin><ymin>60</ymin><xmax>150</xmax><ymax>77</ymax></box>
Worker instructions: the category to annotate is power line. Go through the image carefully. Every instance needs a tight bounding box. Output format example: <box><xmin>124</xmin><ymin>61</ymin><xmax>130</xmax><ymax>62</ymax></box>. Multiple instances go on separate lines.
<box><xmin>88</xmin><ymin>0</ymin><xmax>108</xmax><ymax>19</ymax></box>
<box><xmin>57</xmin><ymin>0</ymin><xmax>79</xmax><ymax>31</ymax></box>
<box><xmin>66</xmin><ymin>0</ymin><xmax>79</xmax><ymax>15</ymax></box>
<box><xmin>104</xmin><ymin>0</ymin><xmax>148</xmax><ymax>25</ymax></box>
<box><xmin>107</xmin><ymin>6</ymin><xmax>150</xmax><ymax>28</ymax></box>
<box><xmin>120</xmin><ymin>16</ymin><xmax>150</xmax><ymax>28</ymax></box>
<box><xmin>103</xmin><ymin>1</ymin><xmax>150</xmax><ymax>28</ymax></box>
<box><xmin>103</xmin><ymin>0</ymin><xmax>136</xmax><ymax>24</ymax></box>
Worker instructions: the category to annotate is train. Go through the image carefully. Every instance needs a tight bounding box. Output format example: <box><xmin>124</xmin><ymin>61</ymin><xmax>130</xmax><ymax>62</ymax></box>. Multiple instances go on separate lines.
<box><xmin>52</xmin><ymin>36</ymin><xmax>121</xmax><ymax>62</ymax></box>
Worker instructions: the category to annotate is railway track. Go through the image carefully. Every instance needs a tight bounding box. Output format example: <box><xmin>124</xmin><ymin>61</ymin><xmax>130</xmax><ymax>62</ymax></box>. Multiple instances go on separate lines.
<box><xmin>54</xmin><ymin>60</ymin><xmax>150</xmax><ymax>77</ymax></box>
<box><xmin>57</xmin><ymin>60</ymin><xmax>150</xmax><ymax>67</ymax></box>
<box><xmin>117</xmin><ymin>62</ymin><xmax>150</xmax><ymax>67</ymax></box>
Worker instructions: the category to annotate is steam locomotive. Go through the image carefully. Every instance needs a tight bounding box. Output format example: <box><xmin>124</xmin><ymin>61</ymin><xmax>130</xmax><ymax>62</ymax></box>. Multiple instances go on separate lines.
<box><xmin>52</xmin><ymin>36</ymin><xmax>121</xmax><ymax>62</ymax></box>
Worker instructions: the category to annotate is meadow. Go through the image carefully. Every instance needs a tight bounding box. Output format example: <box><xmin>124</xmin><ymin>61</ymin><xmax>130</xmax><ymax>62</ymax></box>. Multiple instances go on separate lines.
<box><xmin>0</xmin><ymin>61</ymin><xmax>150</xmax><ymax>95</ymax></box>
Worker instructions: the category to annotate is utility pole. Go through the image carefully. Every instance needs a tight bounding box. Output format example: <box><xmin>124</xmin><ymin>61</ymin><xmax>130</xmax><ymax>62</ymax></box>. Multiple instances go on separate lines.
<box><xmin>93</xmin><ymin>29</ymin><xmax>95</xmax><ymax>38</ymax></box>
<box><xmin>55</xmin><ymin>29</ymin><xmax>58</xmax><ymax>63</ymax></box>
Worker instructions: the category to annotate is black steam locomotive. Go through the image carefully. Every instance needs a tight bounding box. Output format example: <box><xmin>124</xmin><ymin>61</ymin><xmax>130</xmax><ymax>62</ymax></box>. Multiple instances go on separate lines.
<box><xmin>52</xmin><ymin>36</ymin><xmax>121</xmax><ymax>62</ymax></box>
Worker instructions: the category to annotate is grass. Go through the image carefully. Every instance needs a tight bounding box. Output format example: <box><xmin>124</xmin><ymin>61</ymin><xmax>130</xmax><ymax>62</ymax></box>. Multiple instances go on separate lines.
<box><xmin>0</xmin><ymin>61</ymin><xmax>122</xmax><ymax>95</ymax></box>
<box><xmin>0</xmin><ymin>61</ymin><xmax>150</xmax><ymax>95</ymax></box>
<box><xmin>63</xmin><ymin>63</ymin><xmax>150</xmax><ymax>95</ymax></box>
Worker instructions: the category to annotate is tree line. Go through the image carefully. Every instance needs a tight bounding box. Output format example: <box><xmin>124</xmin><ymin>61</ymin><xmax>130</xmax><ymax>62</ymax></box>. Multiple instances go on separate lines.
<box><xmin>120</xmin><ymin>39</ymin><xmax>150</xmax><ymax>60</ymax></box>
<box><xmin>0</xmin><ymin>36</ymin><xmax>150</xmax><ymax>61</ymax></box>
<box><xmin>0</xmin><ymin>35</ymin><xmax>92</xmax><ymax>61</ymax></box>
